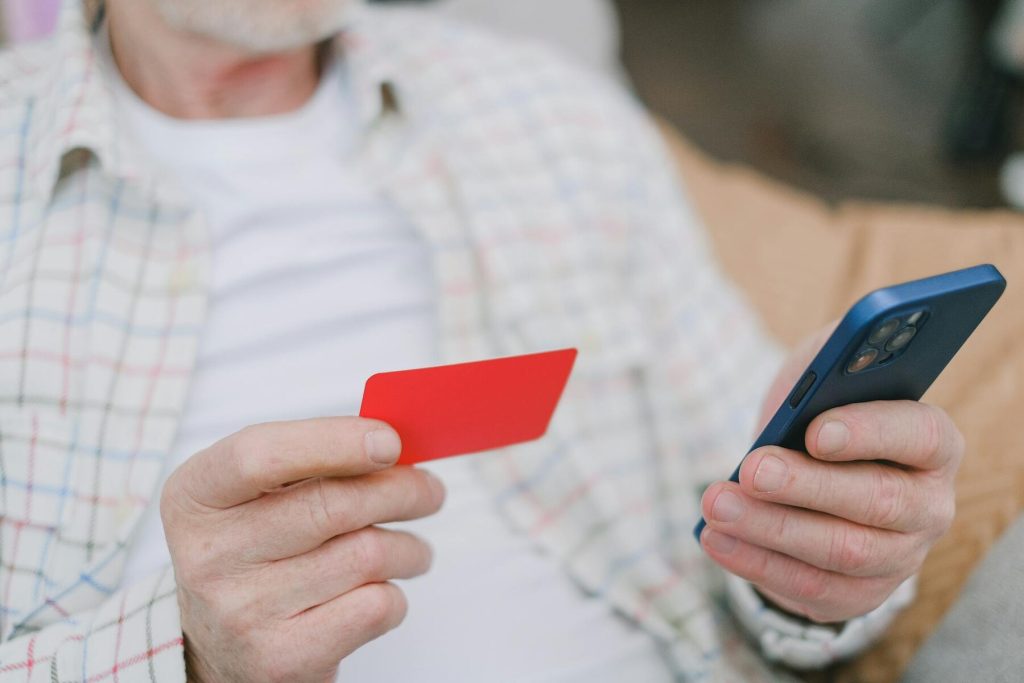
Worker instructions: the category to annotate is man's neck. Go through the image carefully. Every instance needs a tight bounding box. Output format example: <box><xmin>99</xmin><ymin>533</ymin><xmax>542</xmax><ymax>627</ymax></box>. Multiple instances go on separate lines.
<box><xmin>106</xmin><ymin>0</ymin><xmax>322</xmax><ymax>120</ymax></box>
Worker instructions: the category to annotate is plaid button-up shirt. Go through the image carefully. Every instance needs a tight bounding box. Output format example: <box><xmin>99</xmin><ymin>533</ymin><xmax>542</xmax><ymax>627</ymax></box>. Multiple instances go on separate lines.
<box><xmin>0</xmin><ymin>2</ymin><xmax>812</xmax><ymax>681</ymax></box>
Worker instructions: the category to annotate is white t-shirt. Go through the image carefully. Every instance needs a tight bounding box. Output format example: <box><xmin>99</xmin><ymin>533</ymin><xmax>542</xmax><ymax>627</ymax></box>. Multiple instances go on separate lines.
<box><xmin>102</xmin><ymin>34</ymin><xmax>673</xmax><ymax>682</ymax></box>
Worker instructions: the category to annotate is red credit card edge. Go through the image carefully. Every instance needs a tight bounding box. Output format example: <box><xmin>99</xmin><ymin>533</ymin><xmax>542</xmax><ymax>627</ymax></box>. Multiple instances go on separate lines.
<box><xmin>360</xmin><ymin>348</ymin><xmax>578</xmax><ymax>386</ymax></box>
<box><xmin>358</xmin><ymin>348</ymin><xmax>578</xmax><ymax>463</ymax></box>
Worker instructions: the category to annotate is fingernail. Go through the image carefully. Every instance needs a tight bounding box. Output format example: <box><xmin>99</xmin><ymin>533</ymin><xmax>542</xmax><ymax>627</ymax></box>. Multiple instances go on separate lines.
<box><xmin>753</xmin><ymin>454</ymin><xmax>788</xmax><ymax>493</ymax></box>
<box><xmin>365</xmin><ymin>429</ymin><xmax>401</xmax><ymax>464</ymax></box>
<box><xmin>712</xmin><ymin>491</ymin><xmax>744</xmax><ymax>523</ymax></box>
<box><xmin>818</xmin><ymin>420</ymin><xmax>850</xmax><ymax>455</ymax></box>
<box><xmin>703</xmin><ymin>529</ymin><xmax>737</xmax><ymax>554</ymax></box>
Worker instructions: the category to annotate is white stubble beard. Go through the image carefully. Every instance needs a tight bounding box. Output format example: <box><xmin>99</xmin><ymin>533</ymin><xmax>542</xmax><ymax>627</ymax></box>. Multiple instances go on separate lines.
<box><xmin>149</xmin><ymin>0</ymin><xmax>359</xmax><ymax>53</ymax></box>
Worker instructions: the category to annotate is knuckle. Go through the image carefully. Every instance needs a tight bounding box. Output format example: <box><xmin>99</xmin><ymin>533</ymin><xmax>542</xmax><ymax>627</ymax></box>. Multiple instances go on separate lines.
<box><xmin>357</xmin><ymin>583</ymin><xmax>407</xmax><ymax>633</ymax></box>
<box><xmin>868</xmin><ymin>468</ymin><xmax>909</xmax><ymax>529</ymax></box>
<box><xmin>903</xmin><ymin>543</ymin><xmax>931</xmax><ymax>577</ymax></box>
<box><xmin>230</xmin><ymin>423</ymin><xmax>294</xmax><ymax>493</ymax></box>
<box><xmin>916</xmin><ymin>405</ymin><xmax>946</xmax><ymax>463</ymax></box>
<box><xmin>827</xmin><ymin>525</ymin><xmax>877</xmax><ymax>574</ymax></box>
<box><xmin>802</xmin><ymin>596</ymin><xmax>839</xmax><ymax>623</ymax></box>
<box><xmin>183</xmin><ymin>582</ymin><xmax>254</xmax><ymax>640</ymax></box>
<box><xmin>173</xmin><ymin>554</ymin><xmax>204</xmax><ymax>588</ymax></box>
<box><xmin>803</xmin><ymin>608</ymin><xmax>831</xmax><ymax>624</ymax></box>
<box><xmin>803</xmin><ymin>575</ymin><xmax>890</xmax><ymax>623</ymax></box>
<box><xmin>942</xmin><ymin>415</ymin><xmax>967</xmax><ymax>472</ymax></box>
<box><xmin>219</xmin><ymin>597</ymin><xmax>255</xmax><ymax>639</ymax></box>
<box><xmin>170</xmin><ymin>536</ymin><xmax>218</xmax><ymax>588</ymax></box>
<box><xmin>160</xmin><ymin>463</ymin><xmax>206</xmax><ymax>525</ymax></box>
<box><xmin>351</xmin><ymin>528</ymin><xmax>389</xmax><ymax>578</ymax></box>
<box><xmin>790</xmin><ymin>567</ymin><xmax>830</xmax><ymax>605</ymax></box>
<box><xmin>159</xmin><ymin>472</ymin><xmax>183</xmax><ymax>525</ymax></box>
<box><xmin>231</xmin><ymin>428</ymin><xmax>264</xmax><ymax>484</ymax></box>
<box><xmin>832</xmin><ymin>579</ymin><xmax>889</xmax><ymax>622</ymax></box>
<box><xmin>929</xmin><ymin>495</ymin><xmax>957</xmax><ymax>539</ymax></box>
<box><xmin>261</xmin><ymin>659</ymin><xmax>298</xmax><ymax>683</ymax></box>
<box><xmin>951</xmin><ymin>423</ymin><xmax>966</xmax><ymax>458</ymax></box>
<box><xmin>231</xmin><ymin>424</ymin><xmax>264</xmax><ymax>462</ymax></box>
<box><xmin>949</xmin><ymin>431</ymin><xmax>966</xmax><ymax>473</ymax></box>
<box><xmin>306</xmin><ymin>478</ymin><xmax>339</xmax><ymax>539</ymax></box>
<box><xmin>805</xmin><ymin>600</ymin><xmax>847</xmax><ymax>624</ymax></box>
<box><xmin>220</xmin><ymin>602</ymin><xmax>264</xmax><ymax>643</ymax></box>
<box><xmin>173</xmin><ymin>547</ymin><xmax>221</xmax><ymax>592</ymax></box>
<box><xmin>169</xmin><ymin>525</ymin><xmax>236</xmax><ymax>590</ymax></box>
<box><xmin>174</xmin><ymin>566</ymin><xmax>202</xmax><ymax>596</ymax></box>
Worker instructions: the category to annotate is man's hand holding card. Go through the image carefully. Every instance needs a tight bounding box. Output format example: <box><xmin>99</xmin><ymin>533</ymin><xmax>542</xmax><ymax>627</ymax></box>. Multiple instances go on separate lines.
<box><xmin>161</xmin><ymin>349</ymin><xmax>577</xmax><ymax>682</ymax></box>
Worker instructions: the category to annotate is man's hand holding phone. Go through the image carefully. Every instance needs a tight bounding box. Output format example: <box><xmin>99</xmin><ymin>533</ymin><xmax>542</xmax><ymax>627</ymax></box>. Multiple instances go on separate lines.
<box><xmin>699</xmin><ymin>329</ymin><xmax>963</xmax><ymax>624</ymax></box>
<box><xmin>160</xmin><ymin>418</ymin><xmax>446</xmax><ymax>683</ymax></box>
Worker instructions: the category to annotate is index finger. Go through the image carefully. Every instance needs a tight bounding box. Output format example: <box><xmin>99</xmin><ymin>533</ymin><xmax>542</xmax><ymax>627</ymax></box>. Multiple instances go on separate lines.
<box><xmin>806</xmin><ymin>401</ymin><xmax>964</xmax><ymax>473</ymax></box>
<box><xmin>174</xmin><ymin>417</ymin><xmax>403</xmax><ymax>508</ymax></box>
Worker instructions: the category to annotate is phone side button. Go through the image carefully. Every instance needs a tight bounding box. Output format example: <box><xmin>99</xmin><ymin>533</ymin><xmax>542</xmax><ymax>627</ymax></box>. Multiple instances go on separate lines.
<box><xmin>788</xmin><ymin>371</ymin><xmax>817</xmax><ymax>408</ymax></box>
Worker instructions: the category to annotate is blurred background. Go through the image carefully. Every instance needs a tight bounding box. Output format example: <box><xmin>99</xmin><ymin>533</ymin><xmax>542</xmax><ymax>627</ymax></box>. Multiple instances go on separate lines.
<box><xmin>6</xmin><ymin>0</ymin><xmax>1024</xmax><ymax>208</ymax></box>
<box><xmin>616</xmin><ymin>0</ymin><xmax>1016</xmax><ymax>208</ymax></box>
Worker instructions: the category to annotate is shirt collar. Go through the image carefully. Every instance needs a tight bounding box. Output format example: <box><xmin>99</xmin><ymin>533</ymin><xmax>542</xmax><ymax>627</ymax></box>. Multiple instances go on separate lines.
<box><xmin>20</xmin><ymin>0</ymin><xmax>400</xmax><ymax>202</ymax></box>
<box><xmin>338</xmin><ymin>3</ymin><xmax>403</xmax><ymax>129</ymax></box>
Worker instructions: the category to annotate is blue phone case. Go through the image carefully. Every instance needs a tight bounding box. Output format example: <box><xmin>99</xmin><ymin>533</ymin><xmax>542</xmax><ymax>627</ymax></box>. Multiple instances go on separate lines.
<box><xmin>694</xmin><ymin>263</ymin><xmax>1006</xmax><ymax>542</ymax></box>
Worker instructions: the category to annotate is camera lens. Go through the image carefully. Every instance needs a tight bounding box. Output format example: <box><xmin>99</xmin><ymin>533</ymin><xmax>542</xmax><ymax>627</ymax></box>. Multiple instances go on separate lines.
<box><xmin>868</xmin><ymin>319</ymin><xmax>901</xmax><ymax>346</ymax></box>
<box><xmin>847</xmin><ymin>348</ymin><xmax>878</xmax><ymax>373</ymax></box>
<box><xmin>885</xmin><ymin>326</ymin><xmax>917</xmax><ymax>352</ymax></box>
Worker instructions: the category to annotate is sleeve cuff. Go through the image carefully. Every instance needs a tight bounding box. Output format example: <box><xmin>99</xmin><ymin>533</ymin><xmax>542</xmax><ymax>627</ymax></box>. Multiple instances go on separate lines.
<box><xmin>724</xmin><ymin>572</ymin><xmax>917</xmax><ymax>669</ymax></box>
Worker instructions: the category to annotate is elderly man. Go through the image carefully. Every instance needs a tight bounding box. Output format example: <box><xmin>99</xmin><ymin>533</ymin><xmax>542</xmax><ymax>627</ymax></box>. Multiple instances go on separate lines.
<box><xmin>0</xmin><ymin>1</ymin><xmax>963</xmax><ymax>681</ymax></box>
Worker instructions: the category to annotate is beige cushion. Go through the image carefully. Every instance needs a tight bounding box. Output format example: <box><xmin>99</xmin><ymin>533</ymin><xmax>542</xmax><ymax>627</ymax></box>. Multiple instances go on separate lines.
<box><xmin>659</xmin><ymin>121</ymin><xmax>1024</xmax><ymax>682</ymax></box>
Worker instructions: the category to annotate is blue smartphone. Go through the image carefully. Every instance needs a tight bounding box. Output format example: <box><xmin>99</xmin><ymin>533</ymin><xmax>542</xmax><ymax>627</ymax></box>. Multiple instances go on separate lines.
<box><xmin>694</xmin><ymin>263</ymin><xmax>1006</xmax><ymax>541</ymax></box>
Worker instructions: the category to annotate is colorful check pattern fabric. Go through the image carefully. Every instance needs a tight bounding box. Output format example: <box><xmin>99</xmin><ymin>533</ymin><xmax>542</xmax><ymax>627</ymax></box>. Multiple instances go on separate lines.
<box><xmin>0</xmin><ymin>2</ymin><xmax>890</xmax><ymax>681</ymax></box>
<box><xmin>0</xmin><ymin>1</ymin><xmax>207</xmax><ymax>674</ymax></box>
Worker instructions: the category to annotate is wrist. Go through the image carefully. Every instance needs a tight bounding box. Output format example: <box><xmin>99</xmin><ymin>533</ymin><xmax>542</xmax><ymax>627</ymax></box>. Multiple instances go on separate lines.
<box><xmin>753</xmin><ymin>587</ymin><xmax>846</xmax><ymax>630</ymax></box>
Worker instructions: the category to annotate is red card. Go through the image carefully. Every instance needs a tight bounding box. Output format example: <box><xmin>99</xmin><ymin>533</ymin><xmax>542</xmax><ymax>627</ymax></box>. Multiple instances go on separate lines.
<box><xmin>359</xmin><ymin>348</ymin><xmax>577</xmax><ymax>465</ymax></box>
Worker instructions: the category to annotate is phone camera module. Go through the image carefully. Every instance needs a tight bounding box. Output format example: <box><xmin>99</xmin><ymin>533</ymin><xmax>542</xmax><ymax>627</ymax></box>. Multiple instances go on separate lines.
<box><xmin>905</xmin><ymin>310</ymin><xmax>926</xmax><ymax>326</ymax></box>
<box><xmin>847</xmin><ymin>348</ymin><xmax>879</xmax><ymax>373</ymax></box>
<box><xmin>885</xmin><ymin>326</ymin><xmax>917</xmax><ymax>352</ymax></box>
<box><xmin>868</xmin><ymin>318</ymin><xmax>901</xmax><ymax>346</ymax></box>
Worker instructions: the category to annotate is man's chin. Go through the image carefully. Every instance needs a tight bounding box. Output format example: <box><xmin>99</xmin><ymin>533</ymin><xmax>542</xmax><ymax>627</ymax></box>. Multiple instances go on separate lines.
<box><xmin>153</xmin><ymin>0</ymin><xmax>355</xmax><ymax>54</ymax></box>
<box><xmin>206</xmin><ymin>25</ymin><xmax>347</xmax><ymax>55</ymax></box>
